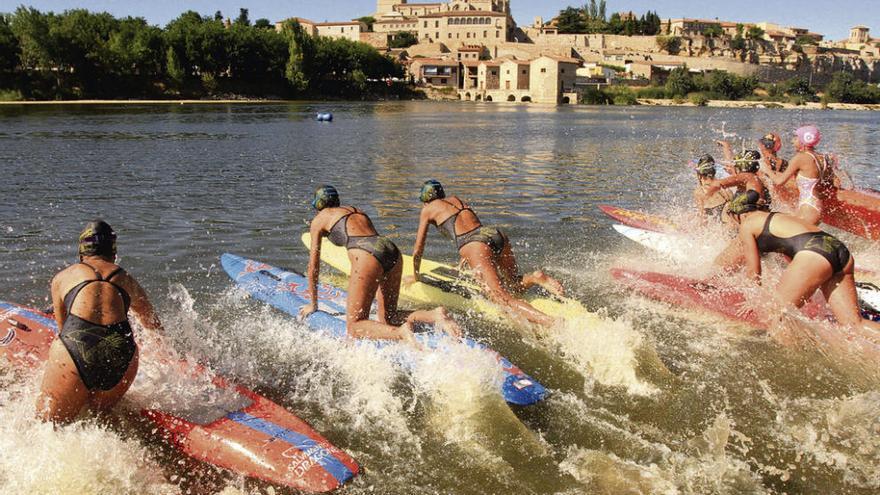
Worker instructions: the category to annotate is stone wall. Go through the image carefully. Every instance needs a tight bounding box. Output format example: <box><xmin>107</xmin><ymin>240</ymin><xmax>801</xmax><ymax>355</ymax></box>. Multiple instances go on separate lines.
<box><xmin>360</xmin><ymin>32</ymin><xmax>389</xmax><ymax>50</ymax></box>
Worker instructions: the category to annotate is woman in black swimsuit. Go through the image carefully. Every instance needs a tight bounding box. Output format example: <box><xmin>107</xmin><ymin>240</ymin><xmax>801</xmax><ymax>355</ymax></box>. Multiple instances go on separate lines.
<box><xmin>300</xmin><ymin>186</ymin><xmax>461</xmax><ymax>343</ymax></box>
<box><xmin>410</xmin><ymin>180</ymin><xmax>564</xmax><ymax>328</ymax></box>
<box><xmin>728</xmin><ymin>191</ymin><xmax>879</xmax><ymax>331</ymax></box>
<box><xmin>38</xmin><ymin>220</ymin><xmax>164</xmax><ymax>423</ymax></box>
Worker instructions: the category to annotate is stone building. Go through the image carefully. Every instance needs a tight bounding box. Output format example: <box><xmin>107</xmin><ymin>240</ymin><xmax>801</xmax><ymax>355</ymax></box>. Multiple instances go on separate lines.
<box><xmin>417</xmin><ymin>11</ymin><xmax>511</xmax><ymax>45</ymax></box>
<box><xmin>274</xmin><ymin>18</ymin><xmax>366</xmax><ymax>43</ymax></box>
<box><xmin>409</xmin><ymin>58</ymin><xmax>460</xmax><ymax>87</ymax></box>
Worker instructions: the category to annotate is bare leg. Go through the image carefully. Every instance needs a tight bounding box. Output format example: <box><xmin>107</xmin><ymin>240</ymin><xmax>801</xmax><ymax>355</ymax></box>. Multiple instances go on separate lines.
<box><xmin>496</xmin><ymin>237</ymin><xmax>565</xmax><ymax>297</ymax></box>
<box><xmin>37</xmin><ymin>340</ymin><xmax>89</xmax><ymax>423</ymax></box>
<box><xmin>377</xmin><ymin>252</ymin><xmax>403</xmax><ymax>324</ymax></box>
<box><xmin>822</xmin><ymin>258</ymin><xmax>880</xmax><ymax>334</ymax></box>
<box><xmin>398</xmin><ymin>307</ymin><xmax>463</xmax><ymax>338</ymax></box>
<box><xmin>461</xmin><ymin>242</ymin><xmax>555</xmax><ymax>328</ymax></box>
<box><xmin>346</xmin><ymin>251</ymin><xmax>407</xmax><ymax>340</ymax></box>
<box><xmin>90</xmin><ymin>349</ymin><xmax>139</xmax><ymax>413</ymax></box>
<box><xmin>714</xmin><ymin>236</ymin><xmax>746</xmax><ymax>272</ymax></box>
<box><xmin>775</xmin><ymin>252</ymin><xmax>833</xmax><ymax>309</ymax></box>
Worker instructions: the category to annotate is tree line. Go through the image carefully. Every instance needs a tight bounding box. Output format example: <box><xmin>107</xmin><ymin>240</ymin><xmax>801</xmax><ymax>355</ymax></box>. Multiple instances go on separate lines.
<box><xmin>0</xmin><ymin>7</ymin><xmax>403</xmax><ymax>100</ymax></box>
<box><xmin>555</xmin><ymin>1</ymin><xmax>661</xmax><ymax>36</ymax></box>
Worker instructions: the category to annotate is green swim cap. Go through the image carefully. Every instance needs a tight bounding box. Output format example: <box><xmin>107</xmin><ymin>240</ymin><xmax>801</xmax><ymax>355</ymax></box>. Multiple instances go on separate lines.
<box><xmin>419</xmin><ymin>180</ymin><xmax>445</xmax><ymax>203</ymax></box>
<box><xmin>728</xmin><ymin>190</ymin><xmax>768</xmax><ymax>216</ymax></box>
<box><xmin>312</xmin><ymin>185</ymin><xmax>340</xmax><ymax>211</ymax></box>
<box><xmin>695</xmin><ymin>154</ymin><xmax>716</xmax><ymax>177</ymax></box>
<box><xmin>79</xmin><ymin>219</ymin><xmax>116</xmax><ymax>258</ymax></box>
<box><xmin>734</xmin><ymin>150</ymin><xmax>761</xmax><ymax>173</ymax></box>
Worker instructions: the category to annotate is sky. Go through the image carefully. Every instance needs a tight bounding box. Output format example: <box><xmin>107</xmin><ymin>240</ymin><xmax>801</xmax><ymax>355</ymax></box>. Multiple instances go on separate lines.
<box><xmin>1</xmin><ymin>0</ymin><xmax>877</xmax><ymax>41</ymax></box>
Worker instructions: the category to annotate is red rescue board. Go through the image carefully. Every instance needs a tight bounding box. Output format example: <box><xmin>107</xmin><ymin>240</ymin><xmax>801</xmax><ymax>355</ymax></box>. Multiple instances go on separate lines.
<box><xmin>0</xmin><ymin>301</ymin><xmax>359</xmax><ymax>493</ymax></box>
<box><xmin>598</xmin><ymin>205</ymin><xmax>680</xmax><ymax>233</ymax></box>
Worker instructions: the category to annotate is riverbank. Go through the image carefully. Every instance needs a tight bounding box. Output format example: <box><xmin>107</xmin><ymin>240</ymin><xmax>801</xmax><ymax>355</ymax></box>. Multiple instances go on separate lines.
<box><xmin>637</xmin><ymin>98</ymin><xmax>880</xmax><ymax>111</ymax></box>
<box><xmin>0</xmin><ymin>99</ymin><xmax>290</xmax><ymax>105</ymax></box>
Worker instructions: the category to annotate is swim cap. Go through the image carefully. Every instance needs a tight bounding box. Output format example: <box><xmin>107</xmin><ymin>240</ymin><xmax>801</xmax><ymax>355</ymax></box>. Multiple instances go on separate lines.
<box><xmin>759</xmin><ymin>133</ymin><xmax>782</xmax><ymax>153</ymax></box>
<box><xmin>734</xmin><ymin>150</ymin><xmax>761</xmax><ymax>173</ymax></box>
<box><xmin>79</xmin><ymin>219</ymin><xmax>116</xmax><ymax>258</ymax></box>
<box><xmin>795</xmin><ymin>125</ymin><xmax>821</xmax><ymax>148</ymax></box>
<box><xmin>419</xmin><ymin>180</ymin><xmax>445</xmax><ymax>203</ymax></box>
<box><xmin>695</xmin><ymin>154</ymin><xmax>716</xmax><ymax>177</ymax></box>
<box><xmin>728</xmin><ymin>190</ymin><xmax>768</xmax><ymax>216</ymax></box>
<box><xmin>311</xmin><ymin>185</ymin><xmax>340</xmax><ymax>211</ymax></box>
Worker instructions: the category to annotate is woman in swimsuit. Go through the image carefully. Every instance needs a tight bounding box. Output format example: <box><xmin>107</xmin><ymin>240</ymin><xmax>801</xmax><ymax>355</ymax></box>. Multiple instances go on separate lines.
<box><xmin>699</xmin><ymin>148</ymin><xmax>771</xmax><ymax>270</ymax></box>
<box><xmin>691</xmin><ymin>154</ymin><xmax>732</xmax><ymax>224</ymax></box>
<box><xmin>727</xmin><ymin>191</ymin><xmax>878</xmax><ymax>332</ymax></box>
<box><xmin>759</xmin><ymin>125</ymin><xmax>834</xmax><ymax>225</ymax></box>
<box><xmin>409</xmin><ymin>180</ymin><xmax>564</xmax><ymax>329</ymax></box>
<box><xmin>300</xmin><ymin>186</ymin><xmax>461</xmax><ymax>343</ymax></box>
<box><xmin>38</xmin><ymin>220</ymin><xmax>164</xmax><ymax>424</ymax></box>
<box><xmin>757</xmin><ymin>132</ymin><xmax>800</xmax><ymax>207</ymax></box>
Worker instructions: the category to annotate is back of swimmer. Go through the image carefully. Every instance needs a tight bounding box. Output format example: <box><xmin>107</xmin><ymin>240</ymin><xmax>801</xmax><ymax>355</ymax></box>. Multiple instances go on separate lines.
<box><xmin>37</xmin><ymin>219</ymin><xmax>165</xmax><ymax>424</ymax></box>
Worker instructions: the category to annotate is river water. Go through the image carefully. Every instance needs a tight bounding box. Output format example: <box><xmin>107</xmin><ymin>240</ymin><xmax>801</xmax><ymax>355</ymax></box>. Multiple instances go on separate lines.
<box><xmin>1</xmin><ymin>102</ymin><xmax>878</xmax><ymax>494</ymax></box>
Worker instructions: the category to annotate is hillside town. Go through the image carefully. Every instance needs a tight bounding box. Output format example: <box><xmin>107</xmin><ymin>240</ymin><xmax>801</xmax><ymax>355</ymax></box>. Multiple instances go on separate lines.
<box><xmin>277</xmin><ymin>0</ymin><xmax>880</xmax><ymax>104</ymax></box>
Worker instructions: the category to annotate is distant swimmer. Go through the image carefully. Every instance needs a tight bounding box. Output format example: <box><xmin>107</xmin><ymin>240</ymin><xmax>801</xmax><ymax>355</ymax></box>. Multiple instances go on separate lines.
<box><xmin>726</xmin><ymin>191</ymin><xmax>879</xmax><ymax>333</ymax></box>
<box><xmin>760</xmin><ymin>125</ymin><xmax>835</xmax><ymax>225</ymax></box>
<box><xmin>410</xmin><ymin>180</ymin><xmax>563</xmax><ymax>329</ymax></box>
<box><xmin>691</xmin><ymin>154</ymin><xmax>732</xmax><ymax>224</ymax></box>
<box><xmin>38</xmin><ymin>220</ymin><xmax>164</xmax><ymax>424</ymax></box>
<box><xmin>301</xmin><ymin>185</ymin><xmax>461</xmax><ymax>344</ymax></box>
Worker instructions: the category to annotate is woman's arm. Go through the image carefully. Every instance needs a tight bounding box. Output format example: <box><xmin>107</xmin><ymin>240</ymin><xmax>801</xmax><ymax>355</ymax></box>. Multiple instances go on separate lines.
<box><xmin>740</xmin><ymin>227</ymin><xmax>762</xmax><ymax>283</ymax></box>
<box><xmin>716</xmin><ymin>140</ymin><xmax>735</xmax><ymax>163</ymax></box>
<box><xmin>760</xmin><ymin>157</ymin><xmax>799</xmax><ymax>186</ymax></box>
<box><xmin>410</xmin><ymin>208</ymin><xmax>432</xmax><ymax>281</ymax></box>
<box><xmin>302</xmin><ymin>218</ymin><xmax>323</xmax><ymax>317</ymax></box>
<box><xmin>702</xmin><ymin>174</ymin><xmax>746</xmax><ymax>197</ymax></box>
<box><xmin>49</xmin><ymin>273</ymin><xmax>66</xmax><ymax>329</ymax></box>
<box><xmin>126</xmin><ymin>276</ymin><xmax>164</xmax><ymax>333</ymax></box>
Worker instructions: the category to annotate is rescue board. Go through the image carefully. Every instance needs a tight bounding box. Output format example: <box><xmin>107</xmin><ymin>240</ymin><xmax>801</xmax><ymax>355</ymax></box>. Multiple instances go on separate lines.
<box><xmin>300</xmin><ymin>233</ymin><xmax>596</xmax><ymax>323</ymax></box>
<box><xmin>610</xmin><ymin>267</ymin><xmax>880</xmax><ymax>331</ymax></box>
<box><xmin>221</xmin><ymin>254</ymin><xmax>546</xmax><ymax>406</ymax></box>
<box><xmin>609</xmin><ymin>224</ymin><xmax>880</xmax><ymax>308</ymax></box>
<box><xmin>598</xmin><ymin>205</ymin><xmax>679</xmax><ymax>233</ymax></box>
<box><xmin>0</xmin><ymin>301</ymin><xmax>359</xmax><ymax>493</ymax></box>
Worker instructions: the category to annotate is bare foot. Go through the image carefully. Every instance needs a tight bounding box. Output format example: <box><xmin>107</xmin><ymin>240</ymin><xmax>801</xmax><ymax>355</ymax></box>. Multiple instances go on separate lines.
<box><xmin>434</xmin><ymin>307</ymin><xmax>462</xmax><ymax>338</ymax></box>
<box><xmin>398</xmin><ymin>321</ymin><xmax>423</xmax><ymax>350</ymax></box>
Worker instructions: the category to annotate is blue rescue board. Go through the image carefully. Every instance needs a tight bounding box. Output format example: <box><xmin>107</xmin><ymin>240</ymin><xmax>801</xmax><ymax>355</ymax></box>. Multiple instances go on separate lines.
<box><xmin>221</xmin><ymin>253</ymin><xmax>546</xmax><ymax>406</ymax></box>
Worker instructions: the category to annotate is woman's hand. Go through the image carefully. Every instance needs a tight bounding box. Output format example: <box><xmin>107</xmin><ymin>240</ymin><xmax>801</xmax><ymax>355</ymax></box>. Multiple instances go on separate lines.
<box><xmin>402</xmin><ymin>274</ymin><xmax>419</xmax><ymax>287</ymax></box>
<box><xmin>299</xmin><ymin>302</ymin><xmax>318</xmax><ymax>320</ymax></box>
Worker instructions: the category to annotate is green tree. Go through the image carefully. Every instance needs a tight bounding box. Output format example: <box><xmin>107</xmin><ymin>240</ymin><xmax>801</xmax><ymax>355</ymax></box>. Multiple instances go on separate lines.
<box><xmin>782</xmin><ymin>76</ymin><xmax>815</xmax><ymax>99</ymax></box>
<box><xmin>0</xmin><ymin>14</ymin><xmax>20</xmax><ymax>73</ymax></box>
<box><xmin>254</xmin><ymin>18</ymin><xmax>272</xmax><ymax>29</ymax></box>
<box><xmin>703</xmin><ymin>24</ymin><xmax>722</xmax><ymax>38</ymax></box>
<box><xmin>825</xmin><ymin>72</ymin><xmax>879</xmax><ymax>104</ymax></box>
<box><xmin>166</xmin><ymin>45</ymin><xmax>185</xmax><ymax>83</ymax></box>
<box><xmin>281</xmin><ymin>19</ymin><xmax>313</xmax><ymax>91</ymax></box>
<box><xmin>746</xmin><ymin>26</ymin><xmax>765</xmax><ymax>40</ymax></box>
<box><xmin>389</xmin><ymin>31</ymin><xmax>418</xmax><ymax>49</ymax></box>
<box><xmin>556</xmin><ymin>7</ymin><xmax>586</xmax><ymax>33</ymax></box>
<box><xmin>234</xmin><ymin>8</ymin><xmax>250</xmax><ymax>26</ymax></box>
<box><xmin>10</xmin><ymin>7</ymin><xmax>55</xmax><ymax>70</ymax></box>
<box><xmin>356</xmin><ymin>16</ymin><xmax>376</xmax><ymax>32</ymax></box>
<box><xmin>665</xmin><ymin>66</ymin><xmax>695</xmax><ymax>97</ymax></box>
<box><xmin>656</xmin><ymin>35</ymin><xmax>681</xmax><ymax>55</ymax></box>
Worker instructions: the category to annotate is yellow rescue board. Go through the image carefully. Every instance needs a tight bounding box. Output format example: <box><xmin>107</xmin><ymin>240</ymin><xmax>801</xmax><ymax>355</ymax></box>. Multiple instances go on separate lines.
<box><xmin>301</xmin><ymin>232</ymin><xmax>594</xmax><ymax>322</ymax></box>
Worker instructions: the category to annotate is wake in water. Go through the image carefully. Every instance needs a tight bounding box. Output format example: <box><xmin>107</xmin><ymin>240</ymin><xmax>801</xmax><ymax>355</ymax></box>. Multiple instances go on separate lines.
<box><xmin>0</xmin><ymin>362</ymin><xmax>182</xmax><ymax>495</ymax></box>
<box><xmin>164</xmin><ymin>284</ymin><xmax>565</xmax><ymax>493</ymax></box>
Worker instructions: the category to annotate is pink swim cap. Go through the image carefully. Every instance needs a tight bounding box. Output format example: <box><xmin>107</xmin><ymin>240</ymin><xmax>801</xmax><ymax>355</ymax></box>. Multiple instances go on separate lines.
<box><xmin>795</xmin><ymin>125</ymin><xmax>821</xmax><ymax>148</ymax></box>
